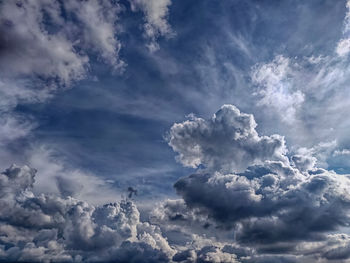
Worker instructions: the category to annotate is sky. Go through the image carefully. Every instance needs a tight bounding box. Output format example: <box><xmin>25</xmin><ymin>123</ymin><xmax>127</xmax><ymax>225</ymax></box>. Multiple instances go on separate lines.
<box><xmin>3</xmin><ymin>0</ymin><xmax>350</xmax><ymax>262</ymax></box>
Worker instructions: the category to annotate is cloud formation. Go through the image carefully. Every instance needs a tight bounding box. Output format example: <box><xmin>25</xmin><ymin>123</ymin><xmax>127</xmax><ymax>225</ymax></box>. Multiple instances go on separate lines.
<box><xmin>3</xmin><ymin>1</ymin><xmax>350</xmax><ymax>262</ymax></box>
<box><xmin>129</xmin><ymin>0</ymin><xmax>174</xmax><ymax>51</ymax></box>
<box><xmin>0</xmin><ymin>0</ymin><xmax>175</xmax><ymax>211</ymax></box>
<box><xmin>337</xmin><ymin>0</ymin><xmax>350</xmax><ymax>56</ymax></box>
<box><xmin>0</xmin><ymin>0</ymin><xmax>128</xmax><ymax>83</ymax></box>
<box><xmin>167</xmin><ymin>104</ymin><xmax>287</xmax><ymax>173</ymax></box>
<box><xmin>251</xmin><ymin>55</ymin><xmax>305</xmax><ymax>124</ymax></box>
<box><xmin>163</xmin><ymin>104</ymin><xmax>350</xmax><ymax>262</ymax></box>
<box><xmin>0</xmin><ymin>165</ymin><xmax>175</xmax><ymax>262</ymax></box>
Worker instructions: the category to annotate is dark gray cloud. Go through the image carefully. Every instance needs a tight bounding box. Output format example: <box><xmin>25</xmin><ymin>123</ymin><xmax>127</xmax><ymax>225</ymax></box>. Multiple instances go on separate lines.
<box><xmin>174</xmin><ymin>163</ymin><xmax>350</xmax><ymax>245</ymax></box>
<box><xmin>162</xmin><ymin>104</ymin><xmax>350</xmax><ymax>262</ymax></box>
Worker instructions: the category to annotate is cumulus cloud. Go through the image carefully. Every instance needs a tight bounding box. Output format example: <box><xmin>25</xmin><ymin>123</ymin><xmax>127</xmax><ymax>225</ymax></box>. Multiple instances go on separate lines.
<box><xmin>173</xmin><ymin>161</ymin><xmax>350</xmax><ymax>242</ymax></box>
<box><xmin>295</xmin><ymin>140</ymin><xmax>338</xmax><ymax>169</ymax></box>
<box><xmin>4</xmin><ymin>103</ymin><xmax>350</xmax><ymax>261</ymax></box>
<box><xmin>167</xmin><ymin>104</ymin><xmax>288</xmax><ymax>173</ymax></box>
<box><xmin>0</xmin><ymin>164</ymin><xmax>175</xmax><ymax>262</ymax></box>
<box><xmin>161</xmin><ymin>104</ymin><xmax>350</xmax><ymax>262</ymax></box>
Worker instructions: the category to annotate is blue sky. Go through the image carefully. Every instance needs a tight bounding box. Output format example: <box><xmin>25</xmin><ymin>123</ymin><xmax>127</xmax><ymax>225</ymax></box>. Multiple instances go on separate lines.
<box><xmin>3</xmin><ymin>0</ymin><xmax>350</xmax><ymax>262</ymax></box>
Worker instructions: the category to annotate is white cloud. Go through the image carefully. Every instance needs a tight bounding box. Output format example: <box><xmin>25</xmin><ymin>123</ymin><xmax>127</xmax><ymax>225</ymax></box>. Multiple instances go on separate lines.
<box><xmin>296</xmin><ymin>140</ymin><xmax>338</xmax><ymax>168</ymax></box>
<box><xmin>333</xmin><ymin>149</ymin><xmax>350</xmax><ymax>156</ymax></box>
<box><xmin>251</xmin><ymin>55</ymin><xmax>305</xmax><ymax>124</ymax></box>
<box><xmin>336</xmin><ymin>38</ymin><xmax>350</xmax><ymax>57</ymax></box>
<box><xmin>129</xmin><ymin>0</ymin><xmax>174</xmax><ymax>51</ymax></box>
<box><xmin>336</xmin><ymin>0</ymin><xmax>350</xmax><ymax>56</ymax></box>
<box><xmin>62</xmin><ymin>0</ymin><xmax>125</xmax><ymax>70</ymax></box>
<box><xmin>0</xmin><ymin>164</ymin><xmax>176</xmax><ymax>262</ymax></box>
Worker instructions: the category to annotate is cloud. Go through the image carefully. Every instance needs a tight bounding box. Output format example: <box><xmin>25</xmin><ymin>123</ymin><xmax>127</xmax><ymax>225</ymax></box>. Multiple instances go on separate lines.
<box><xmin>336</xmin><ymin>0</ymin><xmax>350</xmax><ymax>56</ymax></box>
<box><xmin>333</xmin><ymin>149</ymin><xmax>350</xmax><ymax>156</ymax></box>
<box><xmin>0</xmin><ymin>0</ymin><xmax>126</xmax><ymax>83</ymax></box>
<box><xmin>162</xmin><ymin>104</ymin><xmax>350</xmax><ymax>261</ymax></box>
<box><xmin>248</xmin><ymin>0</ymin><xmax>350</xmax><ymax>153</ymax></box>
<box><xmin>0</xmin><ymin>113</ymin><xmax>36</xmax><ymax>145</ymax></box>
<box><xmin>128</xmin><ymin>0</ymin><xmax>174</xmax><ymax>51</ymax></box>
<box><xmin>0</xmin><ymin>164</ymin><xmax>175</xmax><ymax>262</ymax></box>
<box><xmin>4</xmin><ymin>104</ymin><xmax>350</xmax><ymax>261</ymax></box>
<box><xmin>295</xmin><ymin>140</ymin><xmax>338</xmax><ymax>169</ymax></box>
<box><xmin>62</xmin><ymin>0</ymin><xmax>125</xmax><ymax>71</ymax></box>
<box><xmin>251</xmin><ymin>55</ymin><xmax>304</xmax><ymax>124</ymax></box>
<box><xmin>167</xmin><ymin>104</ymin><xmax>288</xmax><ymax>173</ymax></box>
<box><xmin>0</xmin><ymin>0</ymin><xmax>176</xmax><ymax>212</ymax></box>
<box><xmin>0</xmin><ymin>0</ymin><xmax>127</xmax><ymax>174</ymax></box>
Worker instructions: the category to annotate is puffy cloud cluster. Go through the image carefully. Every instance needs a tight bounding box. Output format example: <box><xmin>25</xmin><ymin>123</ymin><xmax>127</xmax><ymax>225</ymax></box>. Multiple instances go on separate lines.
<box><xmin>4</xmin><ymin>103</ymin><xmax>350</xmax><ymax>261</ymax></box>
<box><xmin>175</xmin><ymin>164</ymin><xmax>350</xmax><ymax>243</ymax></box>
<box><xmin>0</xmin><ymin>165</ymin><xmax>175</xmax><ymax>262</ymax></box>
<box><xmin>167</xmin><ymin>104</ymin><xmax>287</xmax><ymax>173</ymax></box>
<box><xmin>161</xmin><ymin>104</ymin><xmax>350</xmax><ymax>262</ymax></box>
<box><xmin>0</xmin><ymin>0</ymin><xmax>123</xmax><ymax>84</ymax></box>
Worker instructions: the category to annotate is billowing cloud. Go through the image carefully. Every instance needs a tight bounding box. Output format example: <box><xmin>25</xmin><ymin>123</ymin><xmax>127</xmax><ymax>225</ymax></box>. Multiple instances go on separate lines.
<box><xmin>0</xmin><ymin>0</ymin><xmax>125</xmax><ymax>83</ymax></box>
<box><xmin>3</xmin><ymin>103</ymin><xmax>350</xmax><ymax>261</ymax></box>
<box><xmin>161</xmin><ymin>104</ymin><xmax>350</xmax><ymax>261</ymax></box>
<box><xmin>174</xmin><ymin>162</ymin><xmax>350</xmax><ymax>241</ymax></box>
<box><xmin>167</xmin><ymin>104</ymin><xmax>288</xmax><ymax>173</ymax></box>
<box><xmin>0</xmin><ymin>164</ymin><xmax>175</xmax><ymax>262</ymax></box>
